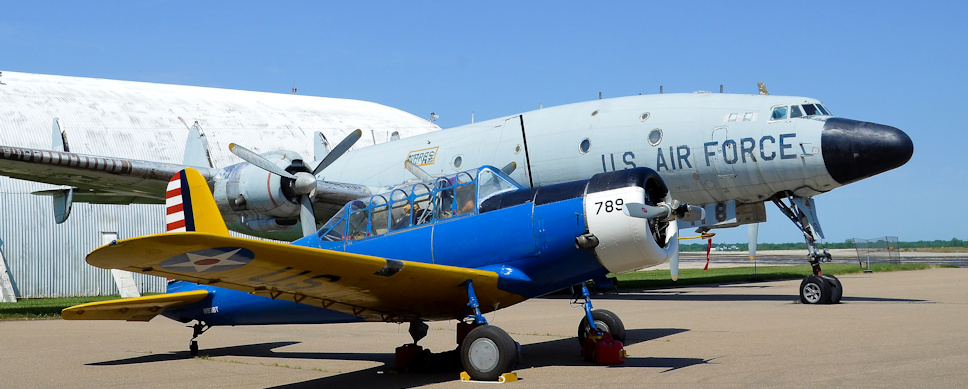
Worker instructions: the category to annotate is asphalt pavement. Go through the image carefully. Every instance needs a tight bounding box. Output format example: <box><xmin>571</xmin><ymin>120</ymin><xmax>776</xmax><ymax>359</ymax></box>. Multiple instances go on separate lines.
<box><xmin>2</xmin><ymin>267</ymin><xmax>966</xmax><ymax>388</ymax></box>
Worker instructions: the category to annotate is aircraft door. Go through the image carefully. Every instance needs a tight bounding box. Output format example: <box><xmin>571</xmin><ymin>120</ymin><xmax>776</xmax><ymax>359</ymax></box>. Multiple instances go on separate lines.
<box><xmin>694</xmin><ymin>126</ymin><xmax>735</xmax><ymax>201</ymax></box>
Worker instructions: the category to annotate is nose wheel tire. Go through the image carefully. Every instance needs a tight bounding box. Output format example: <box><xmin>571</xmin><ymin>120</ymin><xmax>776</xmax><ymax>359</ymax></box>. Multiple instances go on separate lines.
<box><xmin>460</xmin><ymin>326</ymin><xmax>517</xmax><ymax>381</ymax></box>
<box><xmin>821</xmin><ymin>274</ymin><xmax>843</xmax><ymax>304</ymax></box>
<box><xmin>577</xmin><ymin>309</ymin><xmax>626</xmax><ymax>345</ymax></box>
<box><xmin>800</xmin><ymin>275</ymin><xmax>833</xmax><ymax>304</ymax></box>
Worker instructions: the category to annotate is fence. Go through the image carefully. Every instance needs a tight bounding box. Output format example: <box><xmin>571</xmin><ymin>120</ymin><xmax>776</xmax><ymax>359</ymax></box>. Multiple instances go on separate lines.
<box><xmin>853</xmin><ymin>236</ymin><xmax>901</xmax><ymax>270</ymax></box>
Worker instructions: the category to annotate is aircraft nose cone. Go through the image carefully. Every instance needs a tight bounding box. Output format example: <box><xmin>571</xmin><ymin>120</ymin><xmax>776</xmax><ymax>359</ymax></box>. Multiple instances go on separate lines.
<box><xmin>821</xmin><ymin>118</ymin><xmax>913</xmax><ymax>185</ymax></box>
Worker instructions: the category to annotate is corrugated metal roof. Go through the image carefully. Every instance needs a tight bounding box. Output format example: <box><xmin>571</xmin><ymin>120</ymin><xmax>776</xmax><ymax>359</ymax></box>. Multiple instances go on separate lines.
<box><xmin>0</xmin><ymin>71</ymin><xmax>440</xmax><ymax>297</ymax></box>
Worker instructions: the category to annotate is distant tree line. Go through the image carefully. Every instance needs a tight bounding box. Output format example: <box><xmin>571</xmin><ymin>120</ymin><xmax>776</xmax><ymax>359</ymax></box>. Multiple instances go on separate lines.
<box><xmin>679</xmin><ymin>238</ymin><xmax>967</xmax><ymax>252</ymax></box>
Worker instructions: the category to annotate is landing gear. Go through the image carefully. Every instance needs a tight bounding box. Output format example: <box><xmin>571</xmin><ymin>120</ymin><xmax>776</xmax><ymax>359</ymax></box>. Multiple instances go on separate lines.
<box><xmin>460</xmin><ymin>325</ymin><xmax>518</xmax><ymax>381</ymax></box>
<box><xmin>394</xmin><ymin>281</ymin><xmax>519</xmax><ymax>381</ymax></box>
<box><xmin>799</xmin><ymin>274</ymin><xmax>843</xmax><ymax>304</ymax></box>
<box><xmin>773</xmin><ymin>194</ymin><xmax>843</xmax><ymax>304</ymax></box>
<box><xmin>577</xmin><ymin>309</ymin><xmax>626</xmax><ymax>346</ymax></box>
<box><xmin>188</xmin><ymin>321</ymin><xmax>210</xmax><ymax>357</ymax></box>
<box><xmin>576</xmin><ymin>284</ymin><xmax>626</xmax><ymax>365</ymax></box>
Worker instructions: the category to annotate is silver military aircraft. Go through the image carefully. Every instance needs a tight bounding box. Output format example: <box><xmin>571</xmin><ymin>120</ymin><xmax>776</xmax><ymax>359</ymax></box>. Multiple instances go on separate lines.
<box><xmin>0</xmin><ymin>85</ymin><xmax>913</xmax><ymax>304</ymax></box>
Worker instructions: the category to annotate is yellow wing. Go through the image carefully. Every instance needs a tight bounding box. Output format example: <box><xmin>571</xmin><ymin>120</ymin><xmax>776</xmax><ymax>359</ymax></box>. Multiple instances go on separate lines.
<box><xmin>86</xmin><ymin>233</ymin><xmax>525</xmax><ymax>322</ymax></box>
<box><xmin>61</xmin><ymin>290</ymin><xmax>209</xmax><ymax>321</ymax></box>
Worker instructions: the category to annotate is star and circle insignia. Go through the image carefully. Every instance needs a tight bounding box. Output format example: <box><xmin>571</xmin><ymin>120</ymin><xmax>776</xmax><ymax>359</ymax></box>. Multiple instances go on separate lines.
<box><xmin>160</xmin><ymin>247</ymin><xmax>255</xmax><ymax>273</ymax></box>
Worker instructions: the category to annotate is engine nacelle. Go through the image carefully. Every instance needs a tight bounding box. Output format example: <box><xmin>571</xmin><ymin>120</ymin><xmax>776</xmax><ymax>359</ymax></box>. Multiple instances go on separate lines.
<box><xmin>583</xmin><ymin>168</ymin><xmax>679</xmax><ymax>274</ymax></box>
<box><xmin>213</xmin><ymin>150</ymin><xmax>303</xmax><ymax>222</ymax></box>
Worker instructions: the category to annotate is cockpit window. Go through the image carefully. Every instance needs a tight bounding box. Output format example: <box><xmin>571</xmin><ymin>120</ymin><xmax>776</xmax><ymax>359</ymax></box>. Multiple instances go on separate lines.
<box><xmin>790</xmin><ymin>105</ymin><xmax>803</xmax><ymax>118</ymax></box>
<box><xmin>816</xmin><ymin>104</ymin><xmax>831</xmax><ymax>116</ymax></box>
<box><xmin>317</xmin><ymin>165</ymin><xmax>522</xmax><ymax>242</ymax></box>
<box><xmin>771</xmin><ymin>106</ymin><xmax>788</xmax><ymax>120</ymax></box>
<box><xmin>802</xmin><ymin>104</ymin><xmax>821</xmax><ymax>116</ymax></box>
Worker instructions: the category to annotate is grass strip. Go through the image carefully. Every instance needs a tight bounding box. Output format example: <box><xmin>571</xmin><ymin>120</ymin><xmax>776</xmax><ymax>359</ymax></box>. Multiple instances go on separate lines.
<box><xmin>614</xmin><ymin>263</ymin><xmax>946</xmax><ymax>289</ymax></box>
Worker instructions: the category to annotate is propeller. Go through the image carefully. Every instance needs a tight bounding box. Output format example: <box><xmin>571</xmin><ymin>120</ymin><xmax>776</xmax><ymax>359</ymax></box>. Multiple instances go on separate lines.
<box><xmin>229</xmin><ymin>129</ymin><xmax>363</xmax><ymax>237</ymax></box>
<box><xmin>404</xmin><ymin>160</ymin><xmax>435</xmax><ymax>182</ymax></box>
<box><xmin>622</xmin><ymin>201</ymin><xmax>704</xmax><ymax>222</ymax></box>
<box><xmin>623</xmin><ymin>200</ymin><xmax>703</xmax><ymax>281</ymax></box>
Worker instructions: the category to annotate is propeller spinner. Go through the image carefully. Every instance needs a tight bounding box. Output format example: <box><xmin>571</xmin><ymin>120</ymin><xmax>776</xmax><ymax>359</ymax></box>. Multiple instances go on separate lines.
<box><xmin>229</xmin><ymin>129</ymin><xmax>363</xmax><ymax>237</ymax></box>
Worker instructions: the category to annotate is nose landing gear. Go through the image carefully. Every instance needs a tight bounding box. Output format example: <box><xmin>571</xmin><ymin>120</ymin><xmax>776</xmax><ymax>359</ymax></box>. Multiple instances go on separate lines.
<box><xmin>772</xmin><ymin>194</ymin><xmax>843</xmax><ymax>304</ymax></box>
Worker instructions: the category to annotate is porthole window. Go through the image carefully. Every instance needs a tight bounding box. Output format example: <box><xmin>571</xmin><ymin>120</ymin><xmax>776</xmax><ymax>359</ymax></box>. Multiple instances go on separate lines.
<box><xmin>648</xmin><ymin>129</ymin><xmax>663</xmax><ymax>146</ymax></box>
<box><xmin>453</xmin><ymin>155</ymin><xmax>463</xmax><ymax>169</ymax></box>
<box><xmin>640</xmin><ymin>112</ymin><xmax>650</xmax><ymax>121</ymax></box>
<box><xmin>591</xmin><ymin>110</ymin><xmax>599</xmax><ymax>116</ymax></box>
<box><xmin>514</xmin><ymin>145</ymin><xmax>522</xmax><ymax>154</ymax></box>
<box><xmin>579</xmin><ymin>138</ymin><xmax>591</xmax><ymax>154</ymax></box>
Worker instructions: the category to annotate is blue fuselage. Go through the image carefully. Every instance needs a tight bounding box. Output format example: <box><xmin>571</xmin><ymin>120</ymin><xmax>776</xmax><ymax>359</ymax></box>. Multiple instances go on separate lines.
<box><xmin>163</xmin><ymin>177</ymin><xmax>612</xmax><ymax>326</ymax></box>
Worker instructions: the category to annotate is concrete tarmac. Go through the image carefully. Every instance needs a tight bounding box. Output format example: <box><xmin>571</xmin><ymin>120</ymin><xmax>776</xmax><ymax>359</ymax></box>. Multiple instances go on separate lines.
<box><xmin>2</xmin><ymin>268</ymin><xmax>966</xmax><ymax>388</ymax></box>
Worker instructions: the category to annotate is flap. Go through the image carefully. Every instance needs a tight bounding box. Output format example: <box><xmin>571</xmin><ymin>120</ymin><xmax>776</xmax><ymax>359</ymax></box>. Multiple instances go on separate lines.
<box><xmin>62</xmin><ymin>290</ymin><xmax>210</xmax><ymax>321</ymax></box>
<box><xmin>86</xmin><ymin>233</ymin><xmax>524</xmax><ymax>322</ymax></box>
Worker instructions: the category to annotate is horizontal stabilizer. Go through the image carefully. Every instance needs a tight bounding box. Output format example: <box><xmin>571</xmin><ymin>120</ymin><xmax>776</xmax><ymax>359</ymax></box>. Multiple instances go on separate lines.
<box><xmin>61</xmin><ymin>290</ymin><xmax>209</xmax><ymax>321</ymax></box>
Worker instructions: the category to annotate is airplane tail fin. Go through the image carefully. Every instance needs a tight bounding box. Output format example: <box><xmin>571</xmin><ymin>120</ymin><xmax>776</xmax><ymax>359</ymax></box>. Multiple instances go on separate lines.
<box><xmin>165</xmin><ymin>168</ymin><xmax>229</xmax><ymax>236</ymax></box>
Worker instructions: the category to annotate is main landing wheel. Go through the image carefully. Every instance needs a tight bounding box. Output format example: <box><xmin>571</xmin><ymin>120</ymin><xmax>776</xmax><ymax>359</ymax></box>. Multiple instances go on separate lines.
<box><xmin>460</xmin><ymin>326</ymin><xmax>517</xmax><ymax>381</ymax></box>
<box><xmin>577</xmin><ymin>309</ymin><xmax>626</xmax><ymax>345</ymax></box>
<box><xmin>821</xmin><ymin>274</ymin><xmax>843</xmax><ymax>304</ymax></box>
<box><xmin>800</xmin><ymin>275</ymin><xmax>833</xmax><ymax>304</ymax></box>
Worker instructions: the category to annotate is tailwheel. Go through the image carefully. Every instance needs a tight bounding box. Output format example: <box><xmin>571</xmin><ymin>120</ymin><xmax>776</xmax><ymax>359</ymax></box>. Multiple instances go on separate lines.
<box><xmin>188</xmin><ymin>321</ymin><xmax>210</xmax><ymax>357</ymax></box>
<box><xmin>799</xmin><ymin>275</ymin><xmax>833</xmax><ymax>304</ymax></box>
<box><xmin>460</xmin><ymin>326</ymin><xmax>517</xmax><ymax>381</ymax></box>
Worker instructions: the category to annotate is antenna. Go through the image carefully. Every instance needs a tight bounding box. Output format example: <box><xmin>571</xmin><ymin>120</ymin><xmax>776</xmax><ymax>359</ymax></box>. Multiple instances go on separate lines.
<box><xmin>660</xmin><ymin>85</ymin><xmax>663</xmax><ymax>94</ymax></box>
<box><xmin>757</xmin><ymin>82</ymin><xmax>769</xmax><ymax>95</ymax></box>
<box><xmin>291</xmin><ymin>82</ymin><xmax>297</xmax><ymax>95</ymax></box>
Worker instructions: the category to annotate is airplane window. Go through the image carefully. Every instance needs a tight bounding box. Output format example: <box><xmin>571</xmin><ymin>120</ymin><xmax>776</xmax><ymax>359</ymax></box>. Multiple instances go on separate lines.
<box><xmin>318</xmin><ymin>209</ymin><xmax>347</xmax><ymax>241</ymax></box>
<box><xmin>478</xmin><ymin>168</ymin><xmax>517</xmax><ymax>205</ymax></box>
<box><xmin>802</xmin><ymin>104</ymin><xmax>820</xmax><ymax>116</ymax></box>
<box><xmin>412</xmin><ymin>190</ymin><xmax>433</xmax><ymax>226</ymax></box>
<box><xmin>390</xmin><ymin>198</ymin><xmax>411</xmax><ymax>231</ymax></box>
<box><xmin>455</xmin><ymin>183</ymin><xmax>476</xmax><ymax>216</ymax></box>
<box><xmin>347</xmin><ymin>206</ymin><xmax>369</xmax><ymax>240</ymax></box>
<box><xmin>771</xmin><ymin>106</ymin><xmax>788</xmax><ymax>120</ymax></box>
<box><xmin>648</xmin><ymin>129</ymin><xmax>662</xmax><ymax>146</ymax></box>
<box><xmin>728</xmin><ymin>113</ymin><xmax>738</xmax><ymax>122</ymax></box>
<box><xmin>790</xmin><ymin>105</ymin><xmax>803</xmax><ymax>118</ymax></box>
<box><xmin>369</xmin><ymin>196</ymin><xmax>389</xmax><ymax>236</ymax></box>
<box><xmin>743</xmin><ymin>112</ymin><xmax>753</xmax><ymax>122</ymax></box>
<box><xmin>435</xmin><ymin>186</ymin><xmax>455</xmax><ymax>220</ymax></box>
<box><xmin>817</xmin><ymin>104</ymin><xmax>831</xmax><ymax>116</ymax></box>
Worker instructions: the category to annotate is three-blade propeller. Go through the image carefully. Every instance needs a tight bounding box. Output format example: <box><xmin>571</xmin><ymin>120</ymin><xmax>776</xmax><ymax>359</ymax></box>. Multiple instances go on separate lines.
<box><xmin>229</xmin><ymin>129</ymin><xmax>363</xmax><ymax>237</ymax></box>
<box><xmin>622</xmin><ymin>201</ymin><xmax>704</xmax><ymax>281</ymax></box>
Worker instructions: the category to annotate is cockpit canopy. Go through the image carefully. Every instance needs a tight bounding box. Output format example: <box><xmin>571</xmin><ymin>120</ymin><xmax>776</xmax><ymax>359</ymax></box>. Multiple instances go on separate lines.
<box><xmin>317</xmin><ymin>165</ymin><xmax>521</xmax><ymax>242</ymax></box>
<box><xmin>770</xmin><ymin>102</ymin><xmax>831</xmax><ymax>121</ymax></box>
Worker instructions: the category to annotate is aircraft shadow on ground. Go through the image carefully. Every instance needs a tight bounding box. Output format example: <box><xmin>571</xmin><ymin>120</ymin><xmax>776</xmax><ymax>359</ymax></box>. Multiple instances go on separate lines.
<box><xmin>88</xmin><ymin>328</ymin><xmax>704</xmax><ymax>389</ymax></box>
<box><xmin>540</xmin><ymin>288</ymin><xmax>928</xmax><ymax>304</ymax></box>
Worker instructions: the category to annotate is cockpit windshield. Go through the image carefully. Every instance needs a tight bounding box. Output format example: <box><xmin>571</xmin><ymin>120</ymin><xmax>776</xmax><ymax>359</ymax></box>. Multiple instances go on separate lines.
<box><xmin>316</xmin><ymin>165</ymin><xmax>521</xmax><ymax>242</ymax></box>
<box><xmin>770</xmin><ymin>103</ymin><xmax>831</xmax><ymax>121</ymax></box>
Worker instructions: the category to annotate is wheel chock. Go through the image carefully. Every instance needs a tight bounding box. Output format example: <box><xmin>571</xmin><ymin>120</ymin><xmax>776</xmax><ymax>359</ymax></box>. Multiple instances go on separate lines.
<box><xmin>460</xmin><ymin>371</ymin><xmax>518</xmax><ymax>383</ymax></box>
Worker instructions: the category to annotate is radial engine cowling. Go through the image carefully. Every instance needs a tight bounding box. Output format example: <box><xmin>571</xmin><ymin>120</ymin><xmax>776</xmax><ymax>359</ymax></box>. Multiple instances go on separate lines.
<box><xmin>582</xmin><ymin>168</ymin><xmax>679</xmax><ymax>274</ymax></box>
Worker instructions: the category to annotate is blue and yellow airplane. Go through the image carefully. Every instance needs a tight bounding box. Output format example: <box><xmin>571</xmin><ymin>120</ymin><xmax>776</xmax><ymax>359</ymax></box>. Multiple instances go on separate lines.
<box><xmin>62</xmin><ymin>164</ymin><xmax>697</xmax><ymax>381</ymax></box>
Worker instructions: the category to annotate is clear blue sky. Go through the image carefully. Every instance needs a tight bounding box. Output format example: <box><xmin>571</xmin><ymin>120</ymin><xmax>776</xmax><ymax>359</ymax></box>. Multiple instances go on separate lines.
<box><xmin>2</xmin><ymin>1</ymin><xmax>964</xmax><ymax>244</ymax></box>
